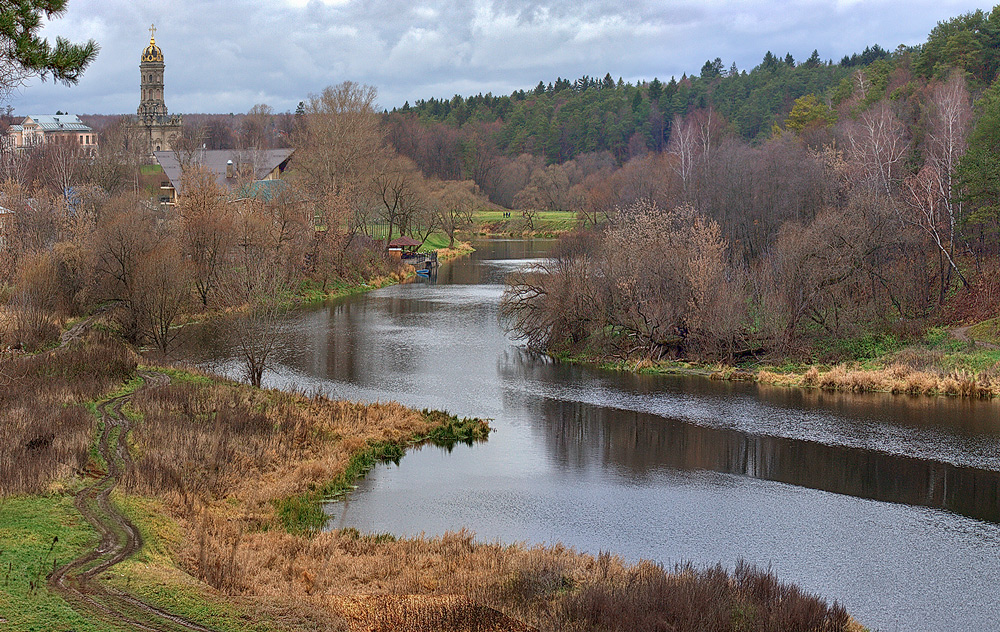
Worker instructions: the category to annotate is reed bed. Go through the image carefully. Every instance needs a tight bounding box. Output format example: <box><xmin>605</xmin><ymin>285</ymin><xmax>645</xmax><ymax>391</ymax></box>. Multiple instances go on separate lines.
<box><xmin>756</xmin><ymin>362</ymin><xmax>1000</xmax><ymax>397</ymax></box>
<box><xmin>181</xmin><ymin>525</ymin><xmax>849</xmax><ymax>632</ymax></box>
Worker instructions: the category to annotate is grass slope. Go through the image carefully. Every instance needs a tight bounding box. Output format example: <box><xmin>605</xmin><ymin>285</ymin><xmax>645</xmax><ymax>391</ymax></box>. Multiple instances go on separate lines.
<box><xmin>0</xmin><ymin>494</ymin><xmax>125</xmax><ymax>632</ymax></box>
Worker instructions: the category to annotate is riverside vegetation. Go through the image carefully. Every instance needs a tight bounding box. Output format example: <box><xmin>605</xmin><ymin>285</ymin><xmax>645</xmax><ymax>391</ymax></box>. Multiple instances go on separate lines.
<box><xmin>0</xmin><ymin>328</ymin><xmax>856</xmax><ymax>631</ymax></box>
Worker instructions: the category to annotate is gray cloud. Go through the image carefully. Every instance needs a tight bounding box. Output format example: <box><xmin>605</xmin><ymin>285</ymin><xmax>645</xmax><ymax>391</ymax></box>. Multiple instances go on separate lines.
<box><xmin>7</xmin><ymin>0</ymin><xmax>994</xmax><ymax>115</ymax></box>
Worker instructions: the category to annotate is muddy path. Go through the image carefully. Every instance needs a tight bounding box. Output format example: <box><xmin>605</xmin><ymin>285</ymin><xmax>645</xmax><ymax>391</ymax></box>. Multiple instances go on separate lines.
<box><xmin>48</xmin><ymin>370</ymin><xmax>217</xmax><ymax>631</ymax></box>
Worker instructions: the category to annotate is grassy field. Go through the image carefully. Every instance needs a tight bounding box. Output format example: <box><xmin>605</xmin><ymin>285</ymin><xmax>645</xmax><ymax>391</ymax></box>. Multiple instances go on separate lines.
<box><xmin>0</xmin><ymin>494</ymin><xmax>118</xmax><ymax>632</ymax></box>
<box><xmin>139</xmin><ymin>164</ymin><xmax>164</xmax><ymax>175</ymax></box>
<box><xmin>967</xmin><ymin>317</ymin><xmax>1000</xmax><ymax>346</ymax></box>
<box><xmin>464</xmin><ymin>209</ymin><xmax>582</xmax><ymax>236</ymax></box>
<box><xmin>0</xmin><ymin>494</ymin><xmax>297</xmax><ymax>632</ymax></box>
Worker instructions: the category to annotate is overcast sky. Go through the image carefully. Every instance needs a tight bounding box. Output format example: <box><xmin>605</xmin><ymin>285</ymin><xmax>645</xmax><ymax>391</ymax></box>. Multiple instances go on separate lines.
<box><xmin>6</xmin><ymin>0</ymin><xmax>996</xmax><ymax>116</ymax></box>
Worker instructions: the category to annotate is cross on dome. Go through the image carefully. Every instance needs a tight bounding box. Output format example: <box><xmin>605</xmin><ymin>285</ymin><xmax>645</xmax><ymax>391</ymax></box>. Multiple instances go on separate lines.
<box><xmin>141</xmin><ymin>24</ymin><xmax>164</xmax><ymax>63</ymax></box>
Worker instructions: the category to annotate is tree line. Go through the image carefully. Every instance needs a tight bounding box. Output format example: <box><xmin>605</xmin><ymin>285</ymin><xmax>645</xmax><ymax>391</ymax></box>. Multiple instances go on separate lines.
<box><xmin>7</xmin><ymin>3</ymin><xmax>1000</xmax><ymax>372</ymax></box>
<box><xmin>376</xmin><ymin>6</ymin><xmax>1000</xmax><ymax>210</ymax></box>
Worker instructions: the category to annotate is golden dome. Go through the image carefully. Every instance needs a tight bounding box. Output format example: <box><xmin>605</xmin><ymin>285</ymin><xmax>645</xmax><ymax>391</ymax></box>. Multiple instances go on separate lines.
<box><xmin>141</xmin><ymin>24</ymin><xmax>163</xmax><ymax>63</ymax></box>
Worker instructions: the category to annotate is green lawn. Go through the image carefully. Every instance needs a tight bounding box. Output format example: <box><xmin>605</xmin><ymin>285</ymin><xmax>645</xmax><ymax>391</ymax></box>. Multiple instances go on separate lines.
<box><xmin>0</xmin><ymin>492</ymin><xmax>290</xmax><ymax>632</ymax></box>
<box><xmin>470</xmin><ymin>209</ymin><xmax>582</xmax><ymax>234</ymax></box>
<box><xmin>0</xmin><ymin>494</ymin><xmax>122</xmax><ymax>632</ymax></box>
<box><xmin>418</xmin><ymin>231</ymin><xmax>472</xmax><ymax>251</ymax></box>
<box><xmin>139</xmin><ymin>164</ymin><xmax>163</xmax><ymax>175</ymax></box>
<box><xmin>418</xmin><ymin>232</ymin><xmax>450</xmax><ymax>251</ymax></box>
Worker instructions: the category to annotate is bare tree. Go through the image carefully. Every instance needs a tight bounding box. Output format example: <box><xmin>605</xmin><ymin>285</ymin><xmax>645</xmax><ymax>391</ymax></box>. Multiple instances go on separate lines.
<box><xmin>240</xmin><ymin>103</ymin><xmax>274</xmax><ymax>150</ymax></box>
<box><xmin>493</xmin><ymin>153</ymin><xmax>543</xmax><ymax>209</ymax></box>
<box><xmin>176</xmin><ymin>166</ymin><xmax>234</xmax><ymax>307</ymax></box>
<box><xmin>133</xmin><ymin>236</ymin><xmax>190</xmax><ymax>352</ymax></box>
<box><xmin>171</xmin><ymin>122</ymin><xmax>208</xmax><ymax>171</ymax></box>
<box><xmin>86</xmin><ymin>116</ymin><xmax>145</xmax><ymax>194</ymax></box>
<box><xmin>10</xmin><ymin>249</ymin><xmax>61</xmax><ymax>349</ymax></box>
<box><xmin>667</xmin><ymin>114</ymin><xmax>697</xmax><ymax>201</ymax></box>
<box><xmin>293</xmin><ymin>82</ymin><xmax>383</xmax><ymax>201</ymax></box>
<box><xmin>428</xmin><ymin>179</ymin><xmax>479</xmax><ymax>247</ymax></box>
<box><xmin>502</xmin><ymin>199</ymin><xmax>747</xmax><ymax>361</ymax></box>
<box><xmin>371</xmin><ymin>154</ymin><xmax>424</xmax><ymax>242</ymax></box>
<box><xmin>221</xmin><ymin>199</ymin><xmax>291</xmax><ymax>387</ymax></box>
<box><xmin>40</xmin><ymin>140</ymin><xmax>80</xmax><ymax>197</ymax></box>
<box><xmin>514</xmin><ymin>163</ymin><xmax>573</xmax><ymax>211</ymax></box>
<box><xmin>902</xmin><ymin>70</ymin><xmax>971</xmax><ymax>298</ymax></box>
<box><xmin>91</xmin><ymin>195</ymin><xmax>159</xmax><ymax>341</ymax></box>
<box><xmin>843</xmin><ymin>100</ymin><xmax>909</xmax><ymax>198</ymax></box>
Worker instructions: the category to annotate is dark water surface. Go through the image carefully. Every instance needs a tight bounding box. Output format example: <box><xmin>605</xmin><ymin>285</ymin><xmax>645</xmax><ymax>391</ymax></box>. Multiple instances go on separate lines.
<box><xmin>181</xmin><ymin>240</ymin><xmax>1000</xmax><ymax>632</ymax></box>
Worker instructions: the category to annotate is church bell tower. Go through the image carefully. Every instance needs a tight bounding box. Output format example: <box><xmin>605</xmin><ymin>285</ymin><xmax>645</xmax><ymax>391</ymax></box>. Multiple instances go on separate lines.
<box><xmin>138</xmin><ymin>24</ymin><xmax>167</xmax><ymax>121</ymax></box>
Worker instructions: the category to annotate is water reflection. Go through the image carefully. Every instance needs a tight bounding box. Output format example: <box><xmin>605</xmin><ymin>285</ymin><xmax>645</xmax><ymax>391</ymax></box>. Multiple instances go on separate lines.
<box><xmin>497</xmin><ymin>345</ymin><xmax>1000</xmax><ymax>472</ymax></box>
<box><xmin>535</xmin><ymin>397</ymin><xmax>1000</xmax><ymax>524</ymax></box>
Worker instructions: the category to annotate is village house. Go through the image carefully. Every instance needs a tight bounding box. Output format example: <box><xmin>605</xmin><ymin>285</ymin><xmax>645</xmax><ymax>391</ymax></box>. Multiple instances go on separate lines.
<box><xmin>152</xmin><ymin>149</ymin><xmax>294</xmax><ymax>207</ymax></box>
<box><xmin>3</xmin><ymin>114</ymin><xmax>97</xmax><ymax>154</ymax></box>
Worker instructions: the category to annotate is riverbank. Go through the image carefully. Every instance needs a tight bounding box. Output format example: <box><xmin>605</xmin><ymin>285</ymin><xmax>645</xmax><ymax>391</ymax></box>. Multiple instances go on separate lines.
<box><xmin>556</xmin><ymin>325</ymin><xmax>1000</xmax><ymax>399</ymax></box>
<box><xmin>283</xmin><ymin>240</ymin><xmax>474</xmax><ymax>306</ymax></box>
<box><xmin>0</xmin><ymin>330</ymin><xmax>858</xmax><ymax>631</ymax></box>
<box><xmin>425</xmin><ymin>239</ymin><xmax>475</xmax><ymax>262</ymax></box>
<box><xmin>135</xmin><ymin>240</ymin><xmax>477</xmax><ymax>338</ymax></box>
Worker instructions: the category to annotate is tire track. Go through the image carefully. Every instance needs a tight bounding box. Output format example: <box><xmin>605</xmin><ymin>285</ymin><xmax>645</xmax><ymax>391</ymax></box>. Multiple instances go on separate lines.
<box><xmin>49</xmin><ymin>370</ymin><xmax>217</xmax><ymax>631</ymax></box>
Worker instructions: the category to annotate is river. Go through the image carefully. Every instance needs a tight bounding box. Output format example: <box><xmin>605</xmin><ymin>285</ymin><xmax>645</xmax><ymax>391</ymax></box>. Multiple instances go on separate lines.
<box><xmin>180</xmin><ymin>240</ymin><xmax>1000</xmax><ymax>631</ymax></box>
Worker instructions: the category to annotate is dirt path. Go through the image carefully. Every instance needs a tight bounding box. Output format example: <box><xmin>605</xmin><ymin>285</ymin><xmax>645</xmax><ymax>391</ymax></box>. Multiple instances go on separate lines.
<box><xmin>951</xmin><ymin>325</ymin><xmax>1000</xmax><ymax>350</ymax></box>
<box><xmin>48</xmin><ymin>370</ymin><xmax>217</xmax><ymax>631</ymax></box>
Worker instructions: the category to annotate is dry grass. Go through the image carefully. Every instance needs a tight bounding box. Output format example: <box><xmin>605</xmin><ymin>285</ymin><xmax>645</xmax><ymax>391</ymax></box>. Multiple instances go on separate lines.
<box><xmin>115</xmin><ymin>367</ymin><xmax>850</xmax><ymax>632</ymax></box>
<box><xmin>0</xmin><ymin>331</ymin><xmax>138</xmax><ymax>495</ymax></box>
<box><xmin>123</xmin><ymin>377</ymin><xmax>430</xmax><ymax>508</ymax></box>
<box><xmin>182</xmin><ymin>525</ymin><xmax>849</xmax><ymax>632</ymax></box>
<box><xmin>756</xmin><ymin>363</ymin><xmax>999</xmax><ymax>398</ymax></box>
<box><xmin>326</xmin><ymin>594</ymin><xmax>532</xmax><ymax>632</ymax></box>
<box><xmin>435</xmin><ymin>241</ymin><xmax>475</xmax><ymax>263</ymax></box>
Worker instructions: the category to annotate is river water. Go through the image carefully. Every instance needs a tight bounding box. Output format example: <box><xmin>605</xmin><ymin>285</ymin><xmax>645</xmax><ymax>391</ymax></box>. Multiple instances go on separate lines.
<box><xmin>181</xmin><ymin>240</ymin><xmax>1000</xmax><ymax>631</ymax></box>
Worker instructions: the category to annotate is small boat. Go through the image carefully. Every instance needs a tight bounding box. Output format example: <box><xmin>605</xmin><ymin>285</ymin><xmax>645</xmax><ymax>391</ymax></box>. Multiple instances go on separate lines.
<box><xmin>415</xmin><ymin>268</ymin><xmax>431</xmax><ymax>277</ymax></box>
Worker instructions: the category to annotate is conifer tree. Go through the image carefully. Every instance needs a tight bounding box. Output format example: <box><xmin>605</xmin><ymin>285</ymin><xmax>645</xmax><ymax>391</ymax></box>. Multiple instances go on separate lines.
<box><xmin>0</xmin><ymin>0</ymin><xmax>98</xmax><ymax>97</ymax></box>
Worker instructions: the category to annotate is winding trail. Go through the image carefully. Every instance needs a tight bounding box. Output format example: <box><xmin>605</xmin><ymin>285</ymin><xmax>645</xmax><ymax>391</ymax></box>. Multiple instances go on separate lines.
<box><xmin>48</xmin><ymin>368</ymin><xmax>217</xmax><ymax>631</ymax></box>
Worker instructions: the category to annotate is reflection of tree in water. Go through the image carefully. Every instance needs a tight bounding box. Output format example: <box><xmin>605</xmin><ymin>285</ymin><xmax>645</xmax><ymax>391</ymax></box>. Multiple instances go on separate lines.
<box><xmin>531</xmin><ymin>395</ymin><xmax>1000</xmax><ymax>525</ymax></box>
<box><xmin>758</xmin><ymin>383</ymin><xmax>1000</xmax><ymax>437</ymax></box>
<box><xmin>497</xmin><ymin>345</ymin><xmax>1000</xmax><ymax>523</ymax></box>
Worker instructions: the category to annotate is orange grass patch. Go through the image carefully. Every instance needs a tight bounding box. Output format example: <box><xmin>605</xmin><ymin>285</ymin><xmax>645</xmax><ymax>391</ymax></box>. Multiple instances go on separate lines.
<box><xmin>755</xmin><ymin>362</ymin><xmax>1000</xmax><ymax>398</ymax></box>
